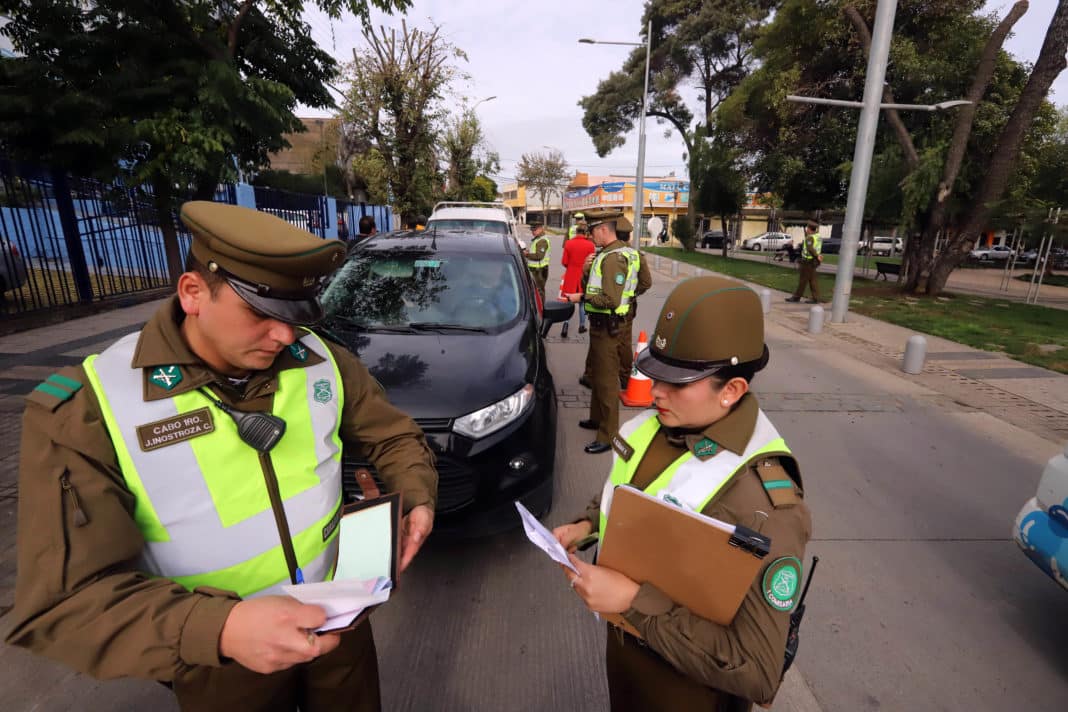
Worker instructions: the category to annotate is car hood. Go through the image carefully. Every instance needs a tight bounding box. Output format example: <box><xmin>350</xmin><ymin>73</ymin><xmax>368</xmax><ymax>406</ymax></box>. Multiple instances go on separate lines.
<box><xmin>327</xmin><ymin>322</ymin><xmax>534</xmax><ymax>419</ymax></box>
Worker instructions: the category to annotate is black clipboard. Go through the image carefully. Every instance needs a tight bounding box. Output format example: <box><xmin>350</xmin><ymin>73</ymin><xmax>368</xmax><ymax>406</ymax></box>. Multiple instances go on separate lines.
<box><xmin>316</xmin><ymin>482</ymin><xmax>402</xmax><ymax>634</ymax></box>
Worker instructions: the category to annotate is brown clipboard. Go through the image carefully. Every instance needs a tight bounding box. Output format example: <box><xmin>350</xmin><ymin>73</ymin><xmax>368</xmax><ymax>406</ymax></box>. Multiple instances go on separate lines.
<box><xmin>598</xmin><ymin>486</ymin><xmax>770</xmax><ymax>638</ymax></box>
<box><xmin>317</xmin><ymin>469</ymin><xmax>402</xmax><ymax>634</ymax></box>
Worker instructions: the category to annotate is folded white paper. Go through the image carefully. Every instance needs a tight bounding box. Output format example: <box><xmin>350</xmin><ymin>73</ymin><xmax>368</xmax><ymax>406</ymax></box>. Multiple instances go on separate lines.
<box><xmin>515</xmin><ymin>501</ymin><xmax>580</xmax><ymax>575</ymax></box>
<box><xmin>282</xmin><ymin>576</ymin><xmax>392</xmax><ymax>633</ymax></box>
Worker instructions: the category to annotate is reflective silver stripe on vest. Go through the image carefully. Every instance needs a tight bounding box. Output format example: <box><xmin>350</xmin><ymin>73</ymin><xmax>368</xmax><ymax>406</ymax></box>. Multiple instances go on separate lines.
<box><xmin>601</xmin><ymin>409</ymin><xmax>786</xmax><ymax>518</ymax></box>
<box><xmin>87</xmin><ymin>332</ymin><xmax>342</xmax><ymax>580</ymax></box>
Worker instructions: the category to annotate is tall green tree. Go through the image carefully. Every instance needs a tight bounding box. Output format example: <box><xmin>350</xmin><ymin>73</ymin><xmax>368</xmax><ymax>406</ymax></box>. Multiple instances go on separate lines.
<box><xmin>0</xmin><ymin>0</ymin><xmax>409</xmax><ymax>282</ymax></box>
<box><xmin>691</xmin><ymin>129</ymin><xmax>747</xmax><ymax>256</ymax></box>
<box><xmin>441</xmin><ymin>111</ymin><xmax>500</xmax><ymax>202</ymax></box>
<box><xmin>720</xmin><ymin>0</ymin><xmax>1068</xmax><ymax>295</ymax></box>
<box><xmin>579</xmin><ymin>0</ymin><xmax>771</xmax><ymax>233</ymax></box>
<box><xmin>339</xmin><ymin>21</ymin><xmax>466</xmax><ymax>223</ymax></box>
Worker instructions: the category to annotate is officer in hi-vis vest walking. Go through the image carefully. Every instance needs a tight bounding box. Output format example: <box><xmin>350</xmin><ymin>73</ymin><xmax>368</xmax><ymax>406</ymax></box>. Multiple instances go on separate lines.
<box><xmin>554</xmin><ymin>276</ymin><xmax>812</xmax><ymax>711</ymax></box>
<box><xmin>6</xmin><ymin>202</ymin><xmax>438</xmax><ymax>712</ymax></box>
<box><xmin>524</xmin><ymin>221</ymin><xmax>551</xmax><ymax>300</ymax></box>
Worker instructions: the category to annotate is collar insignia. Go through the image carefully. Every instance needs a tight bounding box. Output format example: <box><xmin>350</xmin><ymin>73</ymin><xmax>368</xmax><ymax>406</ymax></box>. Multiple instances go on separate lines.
<box><xmin>693</xmin><ymin>437</ymin><xmax>719</xmax><ymax>458</ymax></box>
<box><xmin>288</xmin><ymin>342</ymin><xmax>309</xmax><ymax>362</ymax></box>
<box><xmin>149</xmin><ymin>365</ymin><xmax>183</xmax><ymax>391</ymax></box>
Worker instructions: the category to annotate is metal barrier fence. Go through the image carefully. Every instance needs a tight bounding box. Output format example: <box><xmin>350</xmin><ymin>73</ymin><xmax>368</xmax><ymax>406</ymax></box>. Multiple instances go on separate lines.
<box><xmin>0</xmin><ymin>159</ymin><xmax>237</xmax><ymax>317</ymax></box>
<box><xmin>254</xmin><ymin>185</ymin><xmax>327</xmax><ymax>238</ymax></box>
<box><xmin>338</xmin><ymin>201</ymin><xmax>393</xmax><ymax>237</ymax></box>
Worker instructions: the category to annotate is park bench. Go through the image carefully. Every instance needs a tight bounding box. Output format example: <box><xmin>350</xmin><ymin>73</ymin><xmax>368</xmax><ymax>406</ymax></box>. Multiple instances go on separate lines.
<box><xmin>875</xmin><ymin>261</ymin><xmax>900</xmax><ymax>280</ymax></box>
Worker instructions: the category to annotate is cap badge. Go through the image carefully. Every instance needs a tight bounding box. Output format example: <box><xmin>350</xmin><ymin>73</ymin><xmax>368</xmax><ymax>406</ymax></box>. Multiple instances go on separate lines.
<box><xmin>288</xmin><ymin>342</ymin><xmax>309</xmax><ymax>362</ymax></box>
<box><xmin>655</xmin><ymin>335</ymin><xmax>667</xmax><ymax>349</ymax></box>
<box><xmin>150</xmin><ymin>365</ymin><xmax>183</xmax><ymax>391</ymax></box>
<box><xmin>302</xmin><ymin>276</ymin><xmax>316</xmax><ymax>287</ymax></box>
<box><xmin>731</xmin><ymin>356</ymin><xmax>739</xmax><ymax>365</ymax></box>
<box><xmin>665</xmin><ymin>311</ymin><xmax>674</xmax><ymax>320</ymax></box>
<box><xmin>313</xmin><ymin>379</ymin><xmax>333</xmax><ymax>404</ymax></box>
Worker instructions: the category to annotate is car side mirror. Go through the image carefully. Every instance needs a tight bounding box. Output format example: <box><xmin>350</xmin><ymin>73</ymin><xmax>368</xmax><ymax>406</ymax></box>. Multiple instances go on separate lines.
<box><xmin>539</xmin><ymin>300</ymin><xmax>575</xmax><ymax>337</ymax></box>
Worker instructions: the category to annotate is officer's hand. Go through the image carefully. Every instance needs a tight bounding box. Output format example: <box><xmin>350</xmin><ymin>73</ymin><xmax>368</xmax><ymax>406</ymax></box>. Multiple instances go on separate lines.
<box><xmin>399</xmin><ymin>504</ymin><xmax>434</xmax><ymax>572</ymax></box>
<box><xmin>218</xmin><ymin>596</ymin><xmax>341</xmax><ymax>674</ymax></box>
<box><xmin>584</xmin><ymin>254</ymin><xmax>595</xmax><ymax>268</ymax></box>
<box><xmin>552</xmin><ymin>520</ymin><xmax>592</xmax><ymax>552</ymax></box>
<box><xmin>565</xmin><ymin>553</ymin><xmax>640</xmax><ymax>614</ymax></box>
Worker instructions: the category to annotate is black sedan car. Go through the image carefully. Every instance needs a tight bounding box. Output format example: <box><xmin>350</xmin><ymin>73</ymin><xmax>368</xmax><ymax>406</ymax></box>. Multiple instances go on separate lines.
<box><xmin>319</xmin><ymin>230</ymin><xmax>570</xmax><ymax>535</ymax></box>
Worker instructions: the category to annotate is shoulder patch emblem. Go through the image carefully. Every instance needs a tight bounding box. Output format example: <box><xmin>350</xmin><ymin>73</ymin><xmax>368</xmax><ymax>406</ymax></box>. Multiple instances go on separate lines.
<box><xmin>150</xmin><ymin>365</ymin><xmax>183</xmax><ymax>390</ymax></box>
<box><xmin>762</xmin><ymin>556</ymin><xmax>802</xmax><ymax>612</ymax></box>
<box><xmin>313</xmin><ymin>379</ymin><xmax>333</xmax><ymax>404</ymax></box>
<box><xmin>614</xmin><ymin>273</ymin><xmax>625</xmax><ymax>285</ymax></box>
<box><xmin>29</xmin><ymin>372</ymin><xmax>83</xmax><ymax>410</ymax></box>
<box><xmin>288</xmin><ymin>342</ymin><xmax>309</xmax><ymax>362</ymax></box>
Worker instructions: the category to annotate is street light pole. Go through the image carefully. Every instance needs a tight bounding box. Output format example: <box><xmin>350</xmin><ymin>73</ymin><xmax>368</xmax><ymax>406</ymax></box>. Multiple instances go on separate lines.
<box><xmin>633</xmin><ymin>19</ymin><xmax>651</xmax><ymax>243</ymax></box>
<box><xmin>830</xmin><ymin>0</ymin><xmax>898</xmax><ymax>324</ymax></box>
<box><xmin>579</xmin><ymin>21</ymin><xmax>653</xmax><ymax>242</ymax></box>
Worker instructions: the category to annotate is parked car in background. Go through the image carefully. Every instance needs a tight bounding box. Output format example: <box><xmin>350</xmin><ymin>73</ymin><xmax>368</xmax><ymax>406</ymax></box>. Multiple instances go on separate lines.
<box><xmin>426</xmin><ymin>201</ymin><xmax>522</xmax><ymax>246</ymax></box>
<box><xmin>1013</xmin><ymin>442</ymin><xmax>1068</xmax><ymax>592</ymax></box>
<box><xmin>0</xmin><ymin>238</ymin><xmax>29</xmax><ymax>296</ymax></box>
<box><xmin>320</xmin><ymin>229</ymin><xmax>571</xmax><ymax>535</ymax></box>
<box><xmin>969</xmin><ymin>244</ymin><xmax>1014</xmax><ymax>261</ymax></box>
<box><xmin>862</xmin><ymin>236</ymin><xmax>903</xmax><ymax>256</ymax></box>
<box><xmin>820</xmin><ymin>237</ymin><xmax>842</xmax><ymax>255</ymax></box>
<box><xmin>700</xmin><ymin>230</ymin><xmax>731</xmax><ymax>249</ymax></box>
<box><xmin>742</xmin><ymin>231</ymin><xmax>791</xmax><ymax>251</ymax></box>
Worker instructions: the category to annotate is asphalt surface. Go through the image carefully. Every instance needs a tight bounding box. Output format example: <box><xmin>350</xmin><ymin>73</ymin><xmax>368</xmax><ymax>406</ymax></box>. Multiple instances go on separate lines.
<box><xmin>0</xmin><ymin>232</ymin><xmax>1066</xmax><ymax>710</ymax></box>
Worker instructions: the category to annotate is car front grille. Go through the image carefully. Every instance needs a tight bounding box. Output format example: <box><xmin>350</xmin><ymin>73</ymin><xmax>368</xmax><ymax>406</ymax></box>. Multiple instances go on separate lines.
<box><xmin>414</xmin><ymin>417</ymin><xmax>453</xmax><ymax>431</ymax></box>
<box><xmin>342</xmin><ymin>452</ymin><xmax>478</xmax><ymax>514</ymax></box>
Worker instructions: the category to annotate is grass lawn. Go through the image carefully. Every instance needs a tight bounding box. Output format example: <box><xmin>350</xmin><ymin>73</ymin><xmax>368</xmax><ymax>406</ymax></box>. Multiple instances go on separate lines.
<box><xmin>646</xmin><ymin>247</ymin><xmax>1068</xmax><ymax>374</ymax></box>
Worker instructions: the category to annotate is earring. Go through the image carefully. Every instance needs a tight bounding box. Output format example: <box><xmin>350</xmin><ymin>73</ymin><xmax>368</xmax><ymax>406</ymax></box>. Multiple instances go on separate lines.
<box><xmin>722</xmin><ymin>400</ymin><xmax>730</xmax><ymax>406</ymax></box>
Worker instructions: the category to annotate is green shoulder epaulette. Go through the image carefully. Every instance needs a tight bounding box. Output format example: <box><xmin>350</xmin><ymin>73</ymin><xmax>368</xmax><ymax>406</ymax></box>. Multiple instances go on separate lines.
<box><xmin>27</xmin><ymin>372</ymin><xmax>83</xmax><ymax>412</ymax></box>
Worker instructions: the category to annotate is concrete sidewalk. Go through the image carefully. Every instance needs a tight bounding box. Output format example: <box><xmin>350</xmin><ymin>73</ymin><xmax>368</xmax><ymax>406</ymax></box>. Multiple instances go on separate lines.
<box><xmin>700</xmin><ymin>246</ymin><xmax>1068</xmax><ymax>310</ymax></box>
<box><xmin>646</xmin><ymin>253</ymin><xmax>1068</xmax><ymax>444</ymax></box>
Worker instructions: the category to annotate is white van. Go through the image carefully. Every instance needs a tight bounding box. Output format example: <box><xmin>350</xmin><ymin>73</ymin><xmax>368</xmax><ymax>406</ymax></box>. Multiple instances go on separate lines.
<box><xmin>426</xmin><ymin>202</ymin><xmax>519</xmax><ymax>240</ymax></box>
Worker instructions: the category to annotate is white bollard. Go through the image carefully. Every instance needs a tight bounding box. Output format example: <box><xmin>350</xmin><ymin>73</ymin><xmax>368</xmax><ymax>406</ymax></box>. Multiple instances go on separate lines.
<box><xmin>671</xmin><ymin>260</ymin><xmax>679</xmax><ymax>278</ymax></box>
<box><xmin>807</xmin><ymin>305</ymin><xmax>824</xmax><ymax>334</ymax></box>
<box><xmin>902</xmin><ymin>335</ymin><xmax>927</xmax><ymax>374</ymax></box>
<box><xmin>695</xmin><ymin>266</ymin><xmax>704</xmax><ymax>277</ymax></box>
<box><xmin>760</xmin><ymin>288</ymin><xmax>772</xmax><ymax>314</ymax></box>
<box><xmin>655</xmin><ymin>254</ymin><xmax>662</xmax><ymax>270</ymax></box>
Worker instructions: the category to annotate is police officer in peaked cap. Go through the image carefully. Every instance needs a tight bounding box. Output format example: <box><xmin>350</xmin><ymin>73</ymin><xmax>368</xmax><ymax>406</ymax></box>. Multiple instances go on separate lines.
<box><xmin>7</xmin><ymin>202</ymin><xmax>438</xmax><ymax>711</ymax></box>
<box><xmin>555</xmin><ymin>276</ymin><xmax>812</xmax><ymax>712</ymax></box>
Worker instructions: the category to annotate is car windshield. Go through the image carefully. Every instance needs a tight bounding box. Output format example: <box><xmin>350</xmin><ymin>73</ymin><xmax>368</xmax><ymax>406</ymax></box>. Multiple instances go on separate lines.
<box><xmin>322</xmin><ymin>250</ymin><xmax>522</xmax><ymax>330</ymax></box>
<box><xmin>427</xmin><ymin>219</ymin><xmax>509</xmax><ymax>235</ymax></box>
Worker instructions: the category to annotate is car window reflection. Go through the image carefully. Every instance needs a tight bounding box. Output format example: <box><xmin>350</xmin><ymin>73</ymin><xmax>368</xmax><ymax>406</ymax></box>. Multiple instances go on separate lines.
<box><xmin>427</xmin><ymin>219</ymin><xmax>509</xmax><ymax>234</ymax></box>
<box><xmin>322</xmin><ymin>251</ymin><xmax>522</xmax><ymax>330</ymax></box>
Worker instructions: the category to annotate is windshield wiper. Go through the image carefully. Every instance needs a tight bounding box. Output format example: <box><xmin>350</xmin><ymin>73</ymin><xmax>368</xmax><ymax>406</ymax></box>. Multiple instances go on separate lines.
<box><xmin>408</xmin><ymin>322</ymin><xmax>488</xmax><ymax>333</ymax></box>
<box><xmin>325</xmin><ymin>317</ymin><xmax>417</xmax><ymax>334</ymax></box>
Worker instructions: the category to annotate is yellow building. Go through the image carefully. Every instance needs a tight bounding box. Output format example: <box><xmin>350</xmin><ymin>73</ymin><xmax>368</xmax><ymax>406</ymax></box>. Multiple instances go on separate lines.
<box><xmin>562</xmin><ymin>173</ymin><xmax>689</xmax><ymax>240</ymax></box>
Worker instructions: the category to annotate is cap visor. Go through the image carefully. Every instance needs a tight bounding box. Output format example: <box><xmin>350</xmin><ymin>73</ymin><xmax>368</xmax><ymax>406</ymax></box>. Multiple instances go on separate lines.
<box><xmin>229</xmin><ymin>280</ymin><xmax>324</xmax><ymax>326</ymax></box>
<box><xmin>635</xmin><ymin>348</ymin><xmax>720</xmax><ymax>384</ymax></box>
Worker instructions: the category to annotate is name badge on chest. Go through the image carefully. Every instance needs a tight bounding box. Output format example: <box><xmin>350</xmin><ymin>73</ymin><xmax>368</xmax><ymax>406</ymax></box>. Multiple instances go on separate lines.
<box><xmin>136</xmin><ymin>407</ymin><xmax>216</xmax><ymax>451</ymax></box>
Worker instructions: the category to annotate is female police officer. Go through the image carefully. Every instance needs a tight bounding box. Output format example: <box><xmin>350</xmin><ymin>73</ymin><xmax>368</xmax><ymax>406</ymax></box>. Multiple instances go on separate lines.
<box><xmin>553</xmin><ymin>276</ymin><xmax>812</xmax><ymax>711</ymax></box>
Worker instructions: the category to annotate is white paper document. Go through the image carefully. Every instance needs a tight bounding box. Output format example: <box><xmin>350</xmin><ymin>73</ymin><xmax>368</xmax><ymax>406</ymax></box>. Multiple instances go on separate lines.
<box><xmin>282</xmin><ymin>576</ymin><xmax>392</xmax><ymax>632</ymax></box>
<box><xmin>515</xmin><ymin>501</ymin><xmax>580</xmax><ymax>575</ymax></box>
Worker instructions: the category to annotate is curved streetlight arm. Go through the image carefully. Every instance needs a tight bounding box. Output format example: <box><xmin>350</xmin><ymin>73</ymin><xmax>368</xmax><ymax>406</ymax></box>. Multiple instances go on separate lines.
<box><xmin>786</xmin><ymin>94</ymin><xmax>971</xmax><ymax>112</ymax></box>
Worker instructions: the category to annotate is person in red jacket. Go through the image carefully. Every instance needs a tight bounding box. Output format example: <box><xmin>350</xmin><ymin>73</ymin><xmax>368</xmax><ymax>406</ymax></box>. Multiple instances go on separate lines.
<box><xmin>558</xmin><ymin>223</ymin><xmax>595</xmax><ymax>338</ymax></box>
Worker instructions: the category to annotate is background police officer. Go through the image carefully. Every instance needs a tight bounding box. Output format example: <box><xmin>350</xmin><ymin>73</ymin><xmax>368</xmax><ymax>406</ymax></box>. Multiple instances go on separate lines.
<box><xmin>564</xmin><ymin>210</ymin><xmax>638</xmax><ymax>454</ymax></box>
<box><xmin>6</xmin><ymin>202</ymin><xmax>438</xmax><ymax>712</ymax></box>
<box><xmin>524</xmin><ymin>221</ymin><xmax>551</xmax><ymax>300</ymax></box>
<box><xmin>554</xmin><ymin>276</ymin><xmax>812</xmax><ymax>711</ymax></box>
<box><xmin>786</xmin><ymin>220</ymin><xmax>823</xmax><ymax>303</ymax></box>
<box><xmin>615</xmin><ymin>226</ymin><xmax>652</xmax><ymax>389</ymax></box>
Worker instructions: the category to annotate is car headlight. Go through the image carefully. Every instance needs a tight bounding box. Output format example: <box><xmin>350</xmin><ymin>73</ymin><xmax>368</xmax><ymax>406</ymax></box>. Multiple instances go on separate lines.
<box><xmin>453</xmin><ymin>384</ymin><xmax>535</xmax><ymax>439</ymax></box>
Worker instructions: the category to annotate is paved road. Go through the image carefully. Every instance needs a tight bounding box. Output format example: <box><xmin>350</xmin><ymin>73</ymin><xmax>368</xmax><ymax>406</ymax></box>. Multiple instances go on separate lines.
<box><xmin>1</xmin><ymin>234</ymin><xmax>1066</xmax><ymax>710</ymax></box>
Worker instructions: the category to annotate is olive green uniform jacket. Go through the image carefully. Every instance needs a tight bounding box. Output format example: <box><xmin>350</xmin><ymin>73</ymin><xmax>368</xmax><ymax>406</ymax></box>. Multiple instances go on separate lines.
<box><xmin>583</xmin><ymin>240</ymin><xmax>631</xmax><ymax>443</ymax></box>
<box><xmin>5</xmin><ymin>298</ymin><xmax>437</xmax><ymax>694</ymax></box>
<box><xmin>582</xmin><ymin>395</ymin><xmax>812</xmax><ymax>710</ymax></box>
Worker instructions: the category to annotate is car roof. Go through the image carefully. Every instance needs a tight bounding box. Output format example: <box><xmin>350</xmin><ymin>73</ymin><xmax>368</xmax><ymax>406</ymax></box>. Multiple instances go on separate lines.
<box><xmin>354</xmin><ymin>229</ymin><xmax>517</xmax><ymax>255</ymax></box>
<box><xmin>427</xmin><ymin>206</ymin><xmax>512</xmax><ymax>222</ymax></box>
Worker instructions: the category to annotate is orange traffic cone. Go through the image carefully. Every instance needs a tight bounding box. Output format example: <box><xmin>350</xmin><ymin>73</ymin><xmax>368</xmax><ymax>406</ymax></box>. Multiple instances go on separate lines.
<box><xmin>620</xmin><ymin>330</ymin><xmax>654</xmax><ymax>407</ymax></box>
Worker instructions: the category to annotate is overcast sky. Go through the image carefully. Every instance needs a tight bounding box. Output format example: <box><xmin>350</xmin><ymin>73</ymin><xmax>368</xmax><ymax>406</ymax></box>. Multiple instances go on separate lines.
<box><xmin>301</xmin><ymin>0</ymin><xmax>1066</xmax><ymax>188</ymax></box>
